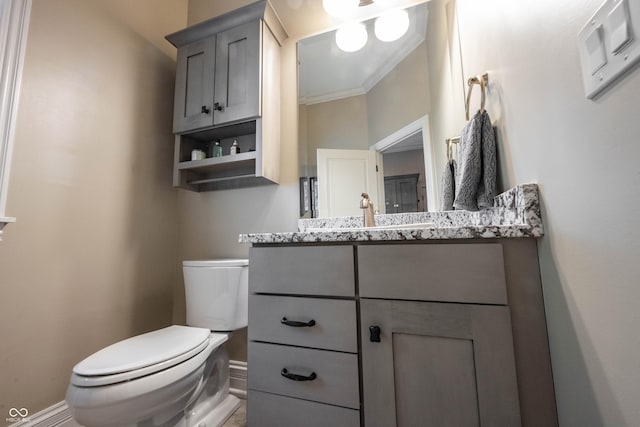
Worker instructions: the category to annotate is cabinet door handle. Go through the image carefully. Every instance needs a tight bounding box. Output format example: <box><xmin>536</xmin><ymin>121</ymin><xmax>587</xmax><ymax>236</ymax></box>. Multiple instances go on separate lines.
<box><xmin>201</xmin><ymin>105</ymin><xmax>210</xmax><ymax>114</ymax></box>
<box><xmin>281</xmin><ymin>368</ymin><xmax>317</xmax><ymax>382</ymax></box>
<box><xmin>214</xmin><ymin>102</ymin><xmax>225</xmax><ymax>112</ymax></box>
<box><xmin>281</xmin><ymin>317</ymin><xmax>316</xmax><ymax>327</ymax></box>
<box><xmin>369</xmin><ymin>325</ymin><xmax>381</xmax><ymax>342</ymax></box>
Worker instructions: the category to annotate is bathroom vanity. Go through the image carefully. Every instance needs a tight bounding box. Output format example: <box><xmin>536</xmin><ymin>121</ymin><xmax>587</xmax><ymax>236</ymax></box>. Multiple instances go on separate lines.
<box><xmin>241</xmin><ymin>184</ymin><xmax>558</xmax><ymax>427</ymax></box>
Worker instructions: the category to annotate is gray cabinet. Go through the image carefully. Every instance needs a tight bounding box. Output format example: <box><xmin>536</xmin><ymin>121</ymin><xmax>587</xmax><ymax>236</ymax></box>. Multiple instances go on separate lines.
<box><xmin>172</xmin><ymin>21</ymin><xmax>261</xmax><ymax>133</ymax></box>
<box><xmin>247</xmin><ymin>246</ymin><xmax>360</xmax><ymax>426</ymax></box>
<box><xmin>247</xmin><ymin>240</ymin><xmax>558</xmax><ymax>427</ymax></box>
<box><xmin>360</xmin><ymin>297</ymin><xmax>520</xmax><ymax>427</ymax></box>
<box><xmin>166</xmin><ymin>1</ymin><xmax>282</xmax><ymax>191</ymax></box>
<box><xmin>359</xmin><ymin>243</ymin><xmax>520</xmax><ymax>426</ymax></box>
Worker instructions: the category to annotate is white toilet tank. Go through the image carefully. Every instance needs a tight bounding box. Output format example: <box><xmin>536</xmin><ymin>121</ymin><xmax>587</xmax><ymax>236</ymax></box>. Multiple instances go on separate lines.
<box><xmin>182</xmin><ymin>259</ymin><xmax>248</xmax><ymax>331</ymax></box>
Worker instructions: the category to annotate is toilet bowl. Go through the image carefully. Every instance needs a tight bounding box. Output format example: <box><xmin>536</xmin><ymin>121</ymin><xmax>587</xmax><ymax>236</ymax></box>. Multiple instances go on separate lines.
<box><xmin>66</xmin><ymin>259</ymin><xmax>248</xmax><ymax>427</ymax></box>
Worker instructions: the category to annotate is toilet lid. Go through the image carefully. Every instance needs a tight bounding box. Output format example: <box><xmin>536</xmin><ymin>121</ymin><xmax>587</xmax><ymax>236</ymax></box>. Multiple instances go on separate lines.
<box><xmin>73</xmin><ymin>325</ymin><xmax>210</xmax><ymax>378</ymax></box>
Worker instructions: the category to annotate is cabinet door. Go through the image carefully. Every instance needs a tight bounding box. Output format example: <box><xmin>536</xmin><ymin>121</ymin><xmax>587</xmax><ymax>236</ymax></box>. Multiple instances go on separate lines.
<box><xmin>360</xmin><ymin>298</ymin><xmax>521</xmax><ymax>427</ymax></box>
<box><xmin>214</xmin><ymin>20</ymin><xmax>261</xmax><ymax>125</ymax></box>
<box><xmin>173</xmin><ymin>36</ymin><xmax>216</xmax><ymax>133</ymax></box>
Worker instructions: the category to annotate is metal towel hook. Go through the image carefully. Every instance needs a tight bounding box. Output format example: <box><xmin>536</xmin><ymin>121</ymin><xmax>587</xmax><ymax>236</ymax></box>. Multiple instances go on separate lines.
<box><xmin>445</xmin><ymin>136</ymin><xmax>460</xmax><ymax>161</ymax></box>
<box><xmin>465</xmin><ymin>73</ymin><xmax>489</xmax><ymax>121</ymax></box>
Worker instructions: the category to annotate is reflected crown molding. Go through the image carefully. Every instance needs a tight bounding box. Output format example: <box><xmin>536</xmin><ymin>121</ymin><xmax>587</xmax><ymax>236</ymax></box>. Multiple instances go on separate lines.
<box><xmin>298</xmin><ymin>3</ymin><xmax>427</xmax><ymax>106</ymax></box>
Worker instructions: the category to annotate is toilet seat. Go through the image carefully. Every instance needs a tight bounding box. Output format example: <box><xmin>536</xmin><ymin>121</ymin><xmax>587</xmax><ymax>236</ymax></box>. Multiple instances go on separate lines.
<box><xmin>71</xmin><ymin>325</ymin><xmax>225</xmax><ymax>387</ymax></box>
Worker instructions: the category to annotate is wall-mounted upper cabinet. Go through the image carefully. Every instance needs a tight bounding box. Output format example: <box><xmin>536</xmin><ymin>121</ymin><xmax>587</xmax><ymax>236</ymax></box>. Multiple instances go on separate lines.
<box><xmin>165</xmin><ymin>1</ymin><xmax>286</xmax><ymax>191</ymax></box>
<box><xmin>172</xmin><ymin>21</ymin><xmax>261</xmax><ymax>133</ymax></box>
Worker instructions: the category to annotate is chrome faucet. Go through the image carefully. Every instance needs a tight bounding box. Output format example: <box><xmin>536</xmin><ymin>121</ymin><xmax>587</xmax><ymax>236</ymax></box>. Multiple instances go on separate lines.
<box><xmin>360</xmin><ymin>193</ymin><xmax>376</xmax><ymax>228</ymax></box>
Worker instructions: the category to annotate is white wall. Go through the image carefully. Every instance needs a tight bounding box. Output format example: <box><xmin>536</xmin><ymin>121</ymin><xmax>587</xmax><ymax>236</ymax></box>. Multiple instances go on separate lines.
<box><xmin>455</xmin><ymin>0</ymin><xmax>640</xmax><ymax>425</ymax></box>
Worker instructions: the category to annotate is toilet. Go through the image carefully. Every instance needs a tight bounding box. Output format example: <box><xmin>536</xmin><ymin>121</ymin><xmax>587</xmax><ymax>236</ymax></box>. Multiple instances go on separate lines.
<box><xmin>66</xmin><ymin>259</ymin><xmax>249</xmax><ymax>427</ymax></box>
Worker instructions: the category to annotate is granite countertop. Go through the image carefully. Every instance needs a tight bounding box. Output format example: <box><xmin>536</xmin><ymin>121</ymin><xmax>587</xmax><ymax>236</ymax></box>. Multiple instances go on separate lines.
<box><xmin>239</xmin><ymin>183</ymin><xmax>543</xmax><ymax>244</ymax></box>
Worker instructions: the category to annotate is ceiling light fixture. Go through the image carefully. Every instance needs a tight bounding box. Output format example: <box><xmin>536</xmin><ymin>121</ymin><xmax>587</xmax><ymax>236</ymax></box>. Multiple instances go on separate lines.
<box><xmin>322</xmin><ymin>0</ymin><xmax>359</xmax><ymax>18</ymax></box>
<box><xmin>335</xmin><ymin>22</ymin><xmax>368</xmax><ymax>52</ymax></box>
<box><xmin>374</xmin><ymin>8</ymin><xmax>410</xmax><ymax>42</ymax></box>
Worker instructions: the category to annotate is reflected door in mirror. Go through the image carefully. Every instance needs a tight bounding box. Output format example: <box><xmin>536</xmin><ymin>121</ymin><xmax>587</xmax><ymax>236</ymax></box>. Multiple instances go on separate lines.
<box><xmin>317</xmin><ymin>149</ymin><xmax>383</xmax><ymax>217</ymax></box>
<box><xmin>384</xmin><ymin>174</ymin><xmax>419</xmax><ymax>213</ymax></box>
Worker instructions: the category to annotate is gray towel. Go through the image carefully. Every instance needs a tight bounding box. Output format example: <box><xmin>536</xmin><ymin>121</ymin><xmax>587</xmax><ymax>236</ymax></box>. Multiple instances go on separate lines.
<box><xmin>453</xmin><ymin>110</ymin><xmax>496</xmax><ymax>210</ymax></box>
<box><xmin>440</xmin><ymin>159</ymin><xmax>456</xmax><ymax>211</ymax></box>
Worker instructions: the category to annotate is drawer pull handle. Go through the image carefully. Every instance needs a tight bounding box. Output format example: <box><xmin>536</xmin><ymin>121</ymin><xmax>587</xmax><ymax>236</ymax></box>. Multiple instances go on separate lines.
<box><xmin>281</xmin><ymin>317</ymin><xmax>316</xmax><ymax>328</ymax></box>
<box><xmin>369</xmin><ymin>325</ymin><xmax>381</xmax><ymax>342</ymax></box>
<box><xmin>281</xmin><ymin>368</ymin><xmax>317</xmax><ymax>382</ymax></box>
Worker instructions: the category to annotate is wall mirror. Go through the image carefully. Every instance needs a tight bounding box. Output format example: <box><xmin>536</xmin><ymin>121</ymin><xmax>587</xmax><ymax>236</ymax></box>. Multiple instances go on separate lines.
<box><xmin>297</xmin><ymin>0</ymin><xmax>465</xmax><ymax>218</ymax></box>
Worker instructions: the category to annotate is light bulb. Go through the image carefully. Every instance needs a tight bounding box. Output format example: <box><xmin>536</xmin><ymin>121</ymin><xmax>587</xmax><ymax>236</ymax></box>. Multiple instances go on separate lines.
<box><xmin>323</xmin><ymin>0</ymin><xmax>359</xmax><ymax>18</ymax></box>
<box><xmin>374</xmin><ymin>9</ymin><xmax>409</xmax><ymax>42</ymax></box>
<box><xmin>335</xmin><ymin>22</ymin><xmax>368</xmax><ymax>52</ymax></box>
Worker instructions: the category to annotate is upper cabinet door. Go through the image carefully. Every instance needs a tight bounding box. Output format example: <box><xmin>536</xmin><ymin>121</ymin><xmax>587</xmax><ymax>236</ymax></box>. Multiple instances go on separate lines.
<box><xmin>214</xmin><ymin>20</ymin><xmax>261</xmax><ymax>125</ymax></box>
<box><xmin>173</xmin><ymin>36</ymin><xmax>216</xmax><ymax>133</ymax></box>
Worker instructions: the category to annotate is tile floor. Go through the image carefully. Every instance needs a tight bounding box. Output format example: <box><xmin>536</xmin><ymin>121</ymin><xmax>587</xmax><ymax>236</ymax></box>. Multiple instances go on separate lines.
<box><xmin>64</xmin><ymin>400</ymin><xmax>247</xmax><ymax>427</ymax></box>
<box><xmin>222</xmin><ymin>400</ymin><xmax>247</xmax><ymax>427</ymax></box>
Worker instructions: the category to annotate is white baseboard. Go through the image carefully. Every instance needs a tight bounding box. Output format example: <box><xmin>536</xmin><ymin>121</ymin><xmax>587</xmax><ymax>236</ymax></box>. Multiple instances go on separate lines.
<box><xmin>11</xmin><ymin>361</ymin><xmax>248</xmax><ymax>426</ymax></box>
<box><xmin>229</xmin><ymin>359</ymin><xmax>247</xmax><ymax>399</ymax></box>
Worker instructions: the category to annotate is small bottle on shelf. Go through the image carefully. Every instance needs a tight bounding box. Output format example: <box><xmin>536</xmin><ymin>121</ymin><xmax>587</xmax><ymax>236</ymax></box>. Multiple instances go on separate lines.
<box><xmin>230</xmin><ymin>140</ymin><xmax>240</xmax><ymax>155</ymax></box>
<box><xmin>212</xmin><ymin>140</ymin><xmax>222</xmax><ymax>157</ymax></box>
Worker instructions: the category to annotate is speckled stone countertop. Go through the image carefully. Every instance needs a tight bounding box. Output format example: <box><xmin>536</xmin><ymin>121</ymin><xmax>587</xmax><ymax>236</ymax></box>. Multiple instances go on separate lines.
<box><xmin>239</xmin><ymin>183</ymin><xmax>543</xmax><ymax>244</ymax></box>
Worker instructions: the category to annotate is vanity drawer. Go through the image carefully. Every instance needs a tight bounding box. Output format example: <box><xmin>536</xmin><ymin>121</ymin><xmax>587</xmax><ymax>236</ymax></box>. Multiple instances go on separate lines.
<box><xmin>248</xmin><ymin>342</ymin><xmax>360</xmax><ymax>409</ymax></box>
<box><xmin>248</xmin><ymin>390</ymin><xmax>360</xmax><ymax>427</ymax></box>
<box><xmin>249</xmin><ymin>295</ymin><xmax>357</xmax><ymax>352</ymax></box>
<box><xmin>358</xmin><ymin>243</ymin><xmax>507</xmax><ymax>305</ymax></box>
<box><xmin>249</xmin><ymin>246</ymin><xmax>355</xmax><ymax>296</ymax></box>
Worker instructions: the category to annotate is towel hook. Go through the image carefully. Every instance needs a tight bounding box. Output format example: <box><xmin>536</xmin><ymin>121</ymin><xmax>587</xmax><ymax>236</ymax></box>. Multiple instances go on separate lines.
<box><xmin>465</xmin><ymin>73</ymin><xmax>489</xmax><ymax>120</ymax></box>
<box><xmin>445</xmin><ymin>136</ymin><xmax>460</xmax><ymax>161</ymax></box>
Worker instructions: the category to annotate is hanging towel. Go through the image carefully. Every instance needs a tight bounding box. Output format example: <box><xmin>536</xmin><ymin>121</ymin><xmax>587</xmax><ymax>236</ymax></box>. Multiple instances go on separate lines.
<box><xmin>440</xmin><ymin>159</ymin><xmax>456</xmax><ymax>211</ymax></box>
<box><xmin>476</xmin><ymin>111</ymin><xmax>497</xmax><ymax>208</ymax></box>
<box><xmin>453</xmin><ymin>110</ymin><xmax>497</xmax><ymax>210</ymax></box>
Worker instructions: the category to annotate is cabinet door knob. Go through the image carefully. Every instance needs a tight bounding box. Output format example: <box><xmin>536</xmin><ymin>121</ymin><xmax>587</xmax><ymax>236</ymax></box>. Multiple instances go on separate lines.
<box><xmin>369</xmin><ymin>325</ymin><xmax>381</xmax><ymax>342</ymax></box>
<box><xmin>214</xmin><ymin>102</ymin><xmax>225</xmax><ymax>112</ymax></box>
<box><xmin>281</xmin><ymin>317</ymin><xmax>316</xmax><ymax>327</ymax></box>
<box><xmin>281</xmin><ymin>368</ymin><xmax>317</xmax><ymax>382</ymax></box>
<box><xmin>201</xmin><ymin>105</ymin><xmax>210</xmax><ymax>114</ymax></box>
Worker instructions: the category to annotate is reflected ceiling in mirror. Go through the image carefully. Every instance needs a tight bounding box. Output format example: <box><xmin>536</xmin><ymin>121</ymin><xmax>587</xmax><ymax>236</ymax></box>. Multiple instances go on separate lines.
<box><xmin>298</xmin><ymin>3</ymin><xmax>428</xmax><ymax>105</ymax></box>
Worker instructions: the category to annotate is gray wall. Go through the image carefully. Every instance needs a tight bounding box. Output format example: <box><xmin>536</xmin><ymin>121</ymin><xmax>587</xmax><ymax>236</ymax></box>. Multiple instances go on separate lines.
<box><xmin>453</xmin><ymin>0</ymin><xmax>640</xmax><ymax>425</ymax></box>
